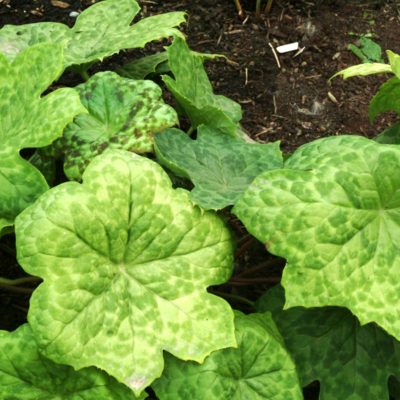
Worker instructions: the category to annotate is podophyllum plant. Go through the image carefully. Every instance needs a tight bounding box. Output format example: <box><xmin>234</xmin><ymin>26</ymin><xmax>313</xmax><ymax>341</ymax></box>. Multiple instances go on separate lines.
<box><xmin>1</xmin><ymin>1</ymin><xmax>400</xmax><ymax>399</ymax></box>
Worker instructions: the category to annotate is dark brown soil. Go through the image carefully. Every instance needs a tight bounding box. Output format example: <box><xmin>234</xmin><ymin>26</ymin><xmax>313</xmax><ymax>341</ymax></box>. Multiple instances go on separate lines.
<box><xmin>1</xmin><ymin>0</ymin><xmax>400</xmax><ymax>150</ymax></box>
<box><xmin>141</xmin><ymin>0</ymin><xmax>400</xmax><ymax>152</ymax></box>
<box><xmin>0</xmin><ymin>1</ymin><xmax>400</xmax><ymax>398</ymax></box>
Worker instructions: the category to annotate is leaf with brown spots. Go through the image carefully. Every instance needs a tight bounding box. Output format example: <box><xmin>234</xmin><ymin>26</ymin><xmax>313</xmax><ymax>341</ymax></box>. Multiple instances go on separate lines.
<box><xmin>55</xmin><ymin>71</ymin><xmax>178</xmax><ymax>181</ymax></box>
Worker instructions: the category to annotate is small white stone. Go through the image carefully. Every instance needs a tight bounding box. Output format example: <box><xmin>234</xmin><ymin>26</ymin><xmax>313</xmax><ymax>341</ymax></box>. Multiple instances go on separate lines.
<box><xmin>276</xmin><ymin>42</ymin><xmax>299</xmax><ymax>54</ymax></box>
<box><xmin>69</xmin><ymin>11</ymin><xmax>80</xmax><ymax>18</ymax></box>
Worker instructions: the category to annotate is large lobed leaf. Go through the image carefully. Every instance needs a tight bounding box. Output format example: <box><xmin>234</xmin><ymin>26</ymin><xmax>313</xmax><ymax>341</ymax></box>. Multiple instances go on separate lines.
<box><xmin>163</xmin><ymin>37</ymin><xmax>244</xmax><ymax>137</ymax></box>
<box><xmin>153</xmin><ymin>311</ymin><xmax>303</xmax><ymax>400</ymax></box>
<box><xmin>257</xmin><ymin>286</ymin><xmax>400</xmax><ymax>400</ymax></box>
<box><xmin>0</xmin><ymin>0</ymin><xmax>185</xmax><ymax>68</ymax></box>
<box><xmin>15</xmin><ymin>150</ymin><xmax>236</xmax><ymax>396</ymax></box>
<box><xmin>155</xmin><ymin>125</ymin><xmax>283</xmax><ymax>209</ymax></box>
<box><xmin>56</xmin><ymin>71</ymin><xmax>178</xmax><ymax>180</ymax></box>
<box><xmin>0</xmin><ymin>43</ymin><xmax>84</xmax><ymax>234</ymax></box>
<box><xmin>234</xmin><ymin>135</ymin><xmax>400</xmax><ymax>340</ymax></box>
<box><xmin>0</xmin><ymin>324</ymin><xmax>141</xmax><ymax>400</ymax></box>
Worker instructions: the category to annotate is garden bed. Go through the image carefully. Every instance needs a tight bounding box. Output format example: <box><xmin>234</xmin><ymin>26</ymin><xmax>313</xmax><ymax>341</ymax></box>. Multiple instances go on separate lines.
<box><xmin>1</xmin><ymin>1</ymin><xmax>400</xmax><ymax>399</ymax></box>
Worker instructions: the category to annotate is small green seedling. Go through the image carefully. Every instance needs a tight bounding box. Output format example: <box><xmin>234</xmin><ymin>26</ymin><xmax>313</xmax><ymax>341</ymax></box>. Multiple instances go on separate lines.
<box><xmin>348</xmin><ymin>36</ymin><xmax>384</xmax><ymax>63</ymax></box>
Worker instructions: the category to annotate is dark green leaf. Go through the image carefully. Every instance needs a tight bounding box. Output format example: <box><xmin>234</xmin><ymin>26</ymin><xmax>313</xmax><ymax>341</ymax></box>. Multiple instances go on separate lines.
<box><xmin>155</xmin><ymin>126</ymin><xmax>283</xmax><ymax>209</ymax></box>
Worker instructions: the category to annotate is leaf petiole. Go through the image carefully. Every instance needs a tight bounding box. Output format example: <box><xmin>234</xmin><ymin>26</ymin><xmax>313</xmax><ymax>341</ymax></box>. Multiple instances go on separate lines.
<box><xmin>0</xmin><ymin>276</ymin><xmax>41</xmax><ymax>286</ymax></box>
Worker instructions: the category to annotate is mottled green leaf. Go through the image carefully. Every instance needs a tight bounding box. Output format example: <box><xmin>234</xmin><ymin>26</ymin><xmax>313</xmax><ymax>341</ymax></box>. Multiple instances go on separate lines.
<box><xmin>375</xmin><ymin>123</ymin><xmax>400</xmax><ymax>144</ymax></box>
<box><xmin>16</xmin><ymin>150</ymin><xmax>236</xmax><ymax>396</ymax></box>
<box><xmin>29</xmin><ymin>151</ymin><xmax>56</xmax><ymax>186</ymax></box>
<box><xmin>233</xmin><ymin>135</ymin><xmax>400</xmax><ymax>340</ymax></box>
<box><xmin>369</xmin><ymin>77</ymin><xmax>400</xmax><ymax>122</ymax></box>
<box><xmin>58</xmin><ymin>71</ymin><xmax>177</xmax><ymax>180</ymax></box>
<box><xmin>154</xmin><ymin>126</ymin><xmax>283</xmax><ymax>209</ymax></box>
<box><xmin>153</xmin><ymin>311</ymin><xmax>302</xmax><ymax>400</ymax></box>
<box><xmin>0</xmin><ymin>324</ymin><xmax>141</xmax><ymax>400</ymax></box>
<box><xmin>332</xmin><ymin>62</ymin><xmax>392</xmax><ymax>80</ymax></box>
<box><xmin>0</xmin><ymin>0</ymin><xmax>185</xmax><ymax>68</ymax></box>
<box><xmin>0</xmin><ymin>43</ymin><xmax>84</xmax><ymax>234</ymax></box>
<box><xmin>118</xmin><ymin>50</ymin><xmax>224</xmax><ymax>80</ymax></box>
<box><xmin>257</xmin><ymin>286</ymin><xmax>400</xmax><ymax>400</ymax></box>
<box><xmin>118</xmin><ymin>52</ymin><xmax>169</xmax><ymax>80</ymax></box>
<box><xmin>163</xmin><ymin>37</ymin><xmax>243</xmax><ymax>137</ymax></box>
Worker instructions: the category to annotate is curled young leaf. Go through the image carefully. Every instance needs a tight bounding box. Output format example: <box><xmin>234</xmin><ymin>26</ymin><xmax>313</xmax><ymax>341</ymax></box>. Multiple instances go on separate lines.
<box><xmin>234</xmin><ymin>135</ymin><xmax>400</xmax><ymax>340</ymax></box>
<box><xmin>16</xmin><ymin>150</ymin><xmax>236</xmax><ymax>396</ymax></box>
<box><xmin>0</xmin><ymin>43</ymin><xmax>85</xmax><ymax>234</ymax></box>
<box><xmin>153</xmin><ymin>311</ymin><xmax>302</xmax><ymax>400</ymax></box>
<box><xmin>331</xmin><ymin>62</ymin><xmax>392</xmax><ymax>80</ymax></box>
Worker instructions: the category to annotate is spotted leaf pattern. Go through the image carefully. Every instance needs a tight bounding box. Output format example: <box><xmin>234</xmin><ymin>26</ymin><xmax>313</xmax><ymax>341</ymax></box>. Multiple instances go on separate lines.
<box><xmin>234</xmin><ymin>135</ymin><xmax>400</xmax><ymax>340</ymax></box>
<box><xmin>257</xmin><ymin>286</ymin><xmax>400</xmax><ymax>400</ymax></box>
<box><xmin>16</xmin><ymin>150</ymin><xmax>236</xmax><ymax>396</ymax></box>
<box><xmin>0</xmin><ymin>43</ymin><xmax>84</xmax><ymax>234</ymax></box>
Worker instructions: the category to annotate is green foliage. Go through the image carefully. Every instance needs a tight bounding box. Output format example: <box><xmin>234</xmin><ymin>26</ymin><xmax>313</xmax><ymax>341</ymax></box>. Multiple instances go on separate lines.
<box><xmin>155</xmin><ymin>125</ymin><xmax>283</xmax><ymax>209</ymax></box>
<box><xmin>3</xmin><ymin>3</ymin><xmax>400</xmax><ymax>398</ymax></box>
<box><xmin>375</xmin><ymin>122</ymin><xmax>400</xmax><ymax>144</ymax></box>
<box><xmin>369</xmin><ymin>77</ymin><xmax>400</xmax><ymax>121</ymax></box>
<box><xmin>334</xmin><ymin>48</ymin><xmax>400</xmax><ymax>127</ymax></box>
<box><xmin>332</xmin><ymin>62</ymin><xmax>391</xmax><ymax>79</ymax></box>
<box><xmin>0</xmin><ymin>0</ymin><xmax>185</xmax><ymax>69</ymax></box>
<box><xmin>118</xmin><ymin>52</ymin><xmax>169</xmax><ymax>80</ymax></box>
<box><xmin>118</xmin><ymin>50</ymin><xmax>225</xmax><ymax>81</ymax></box>
<box><xmin>53</xmin><ymin>71</ymin><xmax>178</xmax><ymax>180</ymax></box>
<box><xmin>348</xmin><ymin>36</ymin><xmax>383</xmax><ymax>63</ymax></box>
<box><xmin>0</xmin><ymin>324</ymin><xmax>140</xmax><ymax>400</ymax></box>
<box><xmin>0</xmin><ymin>43</ymin><xmax>84</xmax><ymax>234</ymax></box>
<box><xmin>234</xmin><ymin>135</ymin><xmax>400</xmax><ymax>340</ymax></box>
<box><xmin>163</xmin><ymin>37</ymin><xmax>245</xmax><ymax>137</ymax></box>
<box><xmin>15</xmin><ymin>150</ymin><xmax>236</xmax><ymax>396</ymax></box>
<box><xmin>257</xmin><ymin>286</ymin><xmax>400</xmax><ymax>400</ymax></box>
<box><xmin>153</xmin><ymin>311</ymin><xmax>302</xmax><ymax>400</ymax></box>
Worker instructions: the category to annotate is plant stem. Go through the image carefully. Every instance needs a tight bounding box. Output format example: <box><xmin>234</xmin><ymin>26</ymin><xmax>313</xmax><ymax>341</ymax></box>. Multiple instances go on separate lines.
<box><xmin>228</xmin><ymin>276</ymin><xmax>280</xmax><ymax>285</ymax></box>
<box><xmin>212</xmin><ymin>290</ymin><xmax>255</xmax><ymax>307</ymax></box>
<box><xmin>80</xmin><ymin>69</ymin><xmax>90</xmax><ymax>82</ymax></box>
<box><xmin>0</xmin><ymin>276</ymin><xmax>41</xmax><ymax>286</ymax></box>
<box><xmin>0</xmin><ymin>284</ymin><xmax>34</xmax><ymax>294</ymax></box>
<box><xmin>234</xmin><ymin>0</ymin><xmax>245</xmax><ymax>19</ymax></box>
<box><xmin>187</xmin><ymin>126</ymin><xmax>195</xmax><ymax>136</ymax></box>
<box><xmin>234</xmin><ymin>258</ymin><xmax>285</xmax><ymax>279</ymax></box>
<box><xmin>264</xmin><ymin>0</ymin><xmax>273</xmax><ymax>14</ymax></box>
<box><xmin>235</xmin><ymin>234</ymin><xmax>253</xmax><ymax>258</ymax></box>
<box><xmin>0</xmin><ymin>243</ymin><xmax>16</xmax><ymax>257</ymax></box>
<box><xmin>256</xmin><ymin>0</ymin><xmax>261</xmax><ymax>16</ymax></box>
